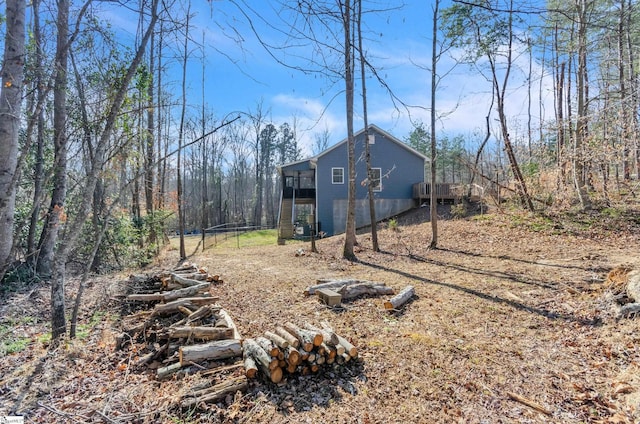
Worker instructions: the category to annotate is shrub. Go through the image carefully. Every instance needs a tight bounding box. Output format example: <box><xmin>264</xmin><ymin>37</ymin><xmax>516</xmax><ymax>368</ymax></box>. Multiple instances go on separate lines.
<box><xmin>451</xmin><ymin>203</ymin><xmax>467</xmax><ymax>219</ymax></box>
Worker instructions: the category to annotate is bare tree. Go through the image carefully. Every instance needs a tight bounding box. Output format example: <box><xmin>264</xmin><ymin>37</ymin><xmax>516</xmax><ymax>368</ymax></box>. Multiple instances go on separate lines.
<box><xmin>572</xmin><ymin>0</ymin><xmax>592</xmax><ymax>210</ymax></box>
<box><xmin>0</xmin><ymin>0</ymin><xmax>26</xmax><ymax>281</ymax></box>
<box><xmin>341</xmin><ymin>0</ymin><xmax>357</xmax><ymax>260</ymax></box>
<box><xmin>313</xmin><ymin>127</ymin><xmax>331</xmax><ymax>155</ymax></box>
<box><xmin>49</xmin><ymin>0</ymin><xmax>159</xmax><ymax>340</ymax></box>
<box><xmin>429</xmin><ymin>0</ymin><xmax>440</xmax><ymax>249</ymax></box>
<box><xmin>36</xmin><ymin>0</ymin><xmax>71</xmax><ymax>279</ymax></box>
<box><xmin>177</xmin><ymin>3</ymin><xmax>192</xmax><ymax>260</ymax></box>
<box><xmin>442</xmin><ymin>0</ymin><xmax>534</xmax><ymax>211</ymax></box>
<box><xmin>356</xmin><ymin>0</ymin><xmax>379</xmax><ymax>252</ymax></box>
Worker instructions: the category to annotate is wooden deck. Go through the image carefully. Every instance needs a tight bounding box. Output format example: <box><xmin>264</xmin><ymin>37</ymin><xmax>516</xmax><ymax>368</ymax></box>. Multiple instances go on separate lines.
<box><xmin>413</xmin><ymin>183</ymin><xmax>482</xmax><ymax>202</ymax></box>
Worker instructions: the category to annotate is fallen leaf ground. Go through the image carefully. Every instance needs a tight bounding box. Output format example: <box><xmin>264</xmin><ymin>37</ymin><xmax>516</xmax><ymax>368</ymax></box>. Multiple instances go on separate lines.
<box><xmin>1</xmin><ymin>206</ymin><xmax>639</xmax><ymax>423</ymax></box>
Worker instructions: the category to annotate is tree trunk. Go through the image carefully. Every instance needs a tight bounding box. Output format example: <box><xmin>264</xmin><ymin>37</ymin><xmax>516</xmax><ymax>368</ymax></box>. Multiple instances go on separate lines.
<box><xmin>0</xmin><ymin>0</ymin><xmax>26</xmax><ymax>281</ymax></box>
<box><xmin>50</xmin><ymin>0</ymin><xmax>160</xmax><ymax>341</ymax></box>
<box><xmin>342</xmin><ymin>0</ymin><xmax>357</xmax><ymax>261</ymax></box>
<box><xmin>37</xmin><ymin>0</ymin><xmax>70</xmax><ymax>279</ymax></box>
<box><xmin>429</xmin><ymin>0</ymin><xmax>440</xmax><ymax>248</ymax></box>
<box><xmin>357</xmin><ymin>0</ymin><xmax>379</xmax><ymax>252</ymax></box>
<box><xmin>26</xmin><ymin>0</ymin><xmax>45</xmax><ymax>264</ymax></box>
<box><xmin>489</xmin><ymin>2</ymin><xmax>534</xmax><ymax>212</ymax></box>
<box><xmin>145</xmin><ymin>26</ymin><xmax>156</xmax><ymax>248</ymax></box>
<box><xmin>177</xmin><ymin>8</ymin><xmax>190</xmax><ymax>261</ymax></box>
<box><xmin>573</xmin><ymin>0</ymin><xmax>592</xmax><ymax>210</ymax></box>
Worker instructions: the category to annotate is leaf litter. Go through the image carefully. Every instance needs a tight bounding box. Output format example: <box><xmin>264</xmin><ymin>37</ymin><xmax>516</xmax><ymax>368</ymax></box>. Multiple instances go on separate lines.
<box><xmin>0</xmin><ymin>208</ymin><xmax>639</xmax><ymax>423</ymax></box>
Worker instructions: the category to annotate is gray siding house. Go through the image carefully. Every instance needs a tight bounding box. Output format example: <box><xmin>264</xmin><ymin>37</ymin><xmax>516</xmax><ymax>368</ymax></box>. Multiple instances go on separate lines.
<box><xmin>277</xmin><ymin>124</ymin><xmax>427</xmax><ymax>239</ymax></box>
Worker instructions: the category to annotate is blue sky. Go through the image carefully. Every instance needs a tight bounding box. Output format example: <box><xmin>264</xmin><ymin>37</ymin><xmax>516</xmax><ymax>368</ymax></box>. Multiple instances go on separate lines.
<box><xmin>103</xmin><ymin>0</ymin><xmax>554</xmax><ymax>157</ymax></box>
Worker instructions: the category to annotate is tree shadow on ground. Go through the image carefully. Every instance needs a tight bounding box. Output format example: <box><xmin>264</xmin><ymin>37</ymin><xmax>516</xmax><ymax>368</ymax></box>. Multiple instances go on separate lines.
<box><xmin>395</xmin><ymin>250</ymin><xmax>590</xmax><ymax>291</ymax></box>
<box><xmin>249</xmin><ymin>359</ymin><xmax>365</xmax><ymax>416</ymax></box>
<box><xmin>437</xmin><ymin>247</ymin><xmax>609</xmax><ymax>273</ymax></box>
<box><xmin>358</xmin><ymin>258</ymin><xmax>602</xmax><ymax>327</ymax></box>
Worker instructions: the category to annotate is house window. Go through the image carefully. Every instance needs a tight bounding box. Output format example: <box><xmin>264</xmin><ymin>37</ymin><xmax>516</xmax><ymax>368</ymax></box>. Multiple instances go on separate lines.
<box><xmin>371</xmin><ymin>168</ymin><xmax>382</xmax><ymax>191</ymax></box>
<box><xmin>285</xmin><ymin>176</ymin><xmax>294</xmax><ymax>188</ymax></box>
<box><xmin>332</xmin><ymin>167</ymin><xmax>344</xmax><ymax>184</ymax></box>
<box><xmin>368</xmin><ymin>134</ymin><xmax>375</xmax><ymax>144</ymax></box>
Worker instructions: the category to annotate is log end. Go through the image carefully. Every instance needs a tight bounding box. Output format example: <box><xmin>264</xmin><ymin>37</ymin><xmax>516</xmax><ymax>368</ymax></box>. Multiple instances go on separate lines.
<box><xmin>270</xmin><ymin>366</ymin><xmax>283</xmax><ymax>383</ymax></box>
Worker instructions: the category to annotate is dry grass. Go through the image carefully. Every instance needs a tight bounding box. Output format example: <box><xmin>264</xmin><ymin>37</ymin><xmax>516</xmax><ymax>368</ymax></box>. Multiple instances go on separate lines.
<box><xmin>1</xmin><ymin>208</ymin><xmax>639</xmax><ymax>423</ymax></box>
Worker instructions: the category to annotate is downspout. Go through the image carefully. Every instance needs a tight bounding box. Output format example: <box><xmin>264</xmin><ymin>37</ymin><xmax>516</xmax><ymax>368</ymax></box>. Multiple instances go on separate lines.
<box><xmin>276</xmin><ymin>166</ymin><xmax>282</xmax><ymax>239</ymax></box>
<box><xmin>312</xmin><ymin>160</ymin><xmax>318</xmax><ymax>236</ymax></box>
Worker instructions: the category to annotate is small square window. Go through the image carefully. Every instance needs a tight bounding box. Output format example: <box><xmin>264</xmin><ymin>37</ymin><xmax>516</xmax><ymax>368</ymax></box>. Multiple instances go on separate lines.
<box><xmin>368</xmin><ymin>134</ymin><xmax>375</xmax><ymax>144</ymax></box>
<box><xmin>332</xmin><ymin>167</ymin><xmax>344</xmax><ymax>184</ymax></box>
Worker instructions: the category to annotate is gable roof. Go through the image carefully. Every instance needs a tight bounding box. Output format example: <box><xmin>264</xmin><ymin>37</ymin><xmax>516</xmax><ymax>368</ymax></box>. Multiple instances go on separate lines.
<box><xmin>316</xmin><ymin>124</ymin><xmax>429</xmax><ymax>162</ymax></box>
<box><xmin>278</xmin><ymin>124</ymin><xmax>428</xmax><ymax>172</ymax></box>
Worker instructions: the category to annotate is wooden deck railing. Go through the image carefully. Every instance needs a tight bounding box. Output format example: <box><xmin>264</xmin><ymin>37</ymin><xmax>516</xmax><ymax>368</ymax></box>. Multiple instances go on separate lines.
<box><xmin>413</xmin><ymin>183</ymin><xmax>482</xmax><ymax>201</ymax></box>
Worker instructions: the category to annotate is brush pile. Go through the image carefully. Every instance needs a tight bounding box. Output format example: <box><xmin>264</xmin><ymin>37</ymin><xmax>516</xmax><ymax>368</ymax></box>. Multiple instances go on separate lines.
<box><xmin>116</xmin><ymin>262</ymin><xmax>242</xmax><ymax>384</ymax></box>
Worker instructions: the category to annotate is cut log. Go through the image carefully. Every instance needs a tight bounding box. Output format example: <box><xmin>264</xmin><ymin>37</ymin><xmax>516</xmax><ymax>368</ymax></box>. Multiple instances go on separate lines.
<box><xmin>173</xmin><ymin>263</ymin><xmax>197</xmax><ymax>272</ymax></box>
<box><xmin>243</xmin><ymin>338</ymin><xmax>282</xmax><ymax>383</ymax></box>
<box><xmin>319</xmin><ymin>321</ymin><xmax>342</xmax><ymax>348</ymax></box>
<box><xmin>325</xmin><ymin>344</ymin><xmax>337</xmax><ymax>360</ymax></box>
<box><xmin>135</xmin><ymin>346</ymin><xmax>162</xmax><ymax>368</ymax></box>
<box><xmin>264</xmin><ymin>331</ymin><xmax>289</xmax><ymax>349</ymax></box>
<box><xmin>299</xmin><ymin>348</ymin><xmax>310</xmax><ymax>362</ymax></box>
<box><xmin>243</xmin><ymin>353</ymin><xmax>258</xmax><ymax>379</ymax></box>
<box><xmin>336</xmin><ymin>334</ymin><xmax>357</xmax><ymax>357</ymax></box>
<box><xmin>256</xmin><ymin>336</ymin><xmax>280</xmax><ymax>357</ymax></box>
<box><xmin>160</xmin><ymin>326</ymin><xmax>233</xmax><ymax>341</ymax></box>
<box><xmin>185</xmin><ymin>305</ymin><xmax>215</xmax><ymax>324</ymax></box>
<box><xmin>171</xmin><ymin>273</ymin><xmax>207</xmax><ymax>287</ymax></box>
<box><xmin>284</xmin><ymin>346</ymin><xmax>301</xmax><ymax>366</ymax></box>
<box><xmin>284</xmin><ymin>322</ymin><xmax>314</xmax><ymax>352</ymax></box>
<box><xmin>275</xmin><ymin>326</ymin><xmax>300</xmax><ymax>348</ymax></box>
<box><xmin>316</xmin><ymin>288</ymin><xmax>342</xmax><ymax>306</ymax></box>
<box><xmin>217</xmin><ymin>308</ymin><xmax>241</xmax><ymax>340</ymax></box>
<box><xmin>163</xmin><ymin>282</ymin><xmax>210</xmax><ymax>302</ymax></box>
<box><xmin>384</xmin><ymin>285</ymin><xmax>415</xmax><ymax>310</ymax></box>
<box><xmin>338</xmin><ymin>282</ymin><xmax>394</xmax><ymax>300</ymax></box>
<box><xmin>157</xmin><ymin>362</ymin><xmax>182</xmax><ymax>380</ymax></box>
<box><xmin>178</xmin><ymin>306</ymin><xmax>194</xmax><ymax>316</ymax></box>
<box><xmin>299</xmin><ymin>325</ymin><xmax>323</xmax><ymax>346</ymax></box>
<box><xmin>200</xmin><ymin>361</ymin><xmax>244</xmax><ymax>377</ymax></box>
<box><xmin>214</xmin><ymin>313</ymin><xmax>231</xmax><ymax>328</ymax></box>
<box><xmin>179</xmin><ymin>339</ymin><xmax>242</xmax><ymax>365</ymax></box>
<box><xmin>150</xmin><ymin>298</ymin><xmax>220</xmax><ymax>317</ymax></box>
<box><xmin>304</xmin><ymin>322</ymin><xmax>338</xmax><ymax>346</ymax></box>
<box><xmin>305</xmin><ymin>279</ymin><xmax>373</xmax><ymax>296</ymax></box>
<box><xmin>127</xmin><ymin>293</ymin><xmax>165</xmax><ymax>301</ymax></box>
<box><xmin>316</xmin><ymin>343</ymin><xmax>327</xmax><ymax>356</ymax></box>
<box><xmin>181</xmin><ymin>376</ymin><xmax>248</xmax><ymax>408</ymax></box>
<box><xmin>179</xmin><ymin>296</ymin><xmax>220</xmax><ymax>305</ymax></box>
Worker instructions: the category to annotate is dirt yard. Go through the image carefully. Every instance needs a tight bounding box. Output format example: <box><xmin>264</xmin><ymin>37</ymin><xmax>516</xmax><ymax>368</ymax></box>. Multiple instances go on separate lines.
<box><xmin>1</xmin><ymin>207</ymin><xmax>639</xmax><ymax>423</ymax></box>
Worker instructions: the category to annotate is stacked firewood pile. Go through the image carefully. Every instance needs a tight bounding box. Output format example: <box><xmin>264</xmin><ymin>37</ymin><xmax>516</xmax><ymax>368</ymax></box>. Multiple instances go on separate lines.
<box><xmin>242</xmin><ymin>321</ymin><xmax>358</xmax><ymax>384</ymax></box>
<box><xmin>116</xmin><ymin>262</ymin><xmax>242</xmax><ymax>383</ymax></box>
<box><xmin>115</xmin><ymin>264</ymin><xmax>362</xmax><ymax>407</ymax></box>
